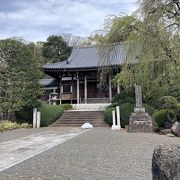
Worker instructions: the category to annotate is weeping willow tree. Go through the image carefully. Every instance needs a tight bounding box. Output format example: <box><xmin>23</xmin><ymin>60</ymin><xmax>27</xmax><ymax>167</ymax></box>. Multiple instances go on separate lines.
<box><xmin>90</xmin><ymin>1</ymin><xmax>180</xmax><ymax>106</ymax></box>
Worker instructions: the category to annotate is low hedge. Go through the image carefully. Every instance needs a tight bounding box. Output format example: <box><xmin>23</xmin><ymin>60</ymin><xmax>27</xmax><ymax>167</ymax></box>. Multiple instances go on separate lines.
<box><xmin>39</xmin><ymin>103</ymin><xmax>64</xmax><ymax>126</ymax></box>
<box><xmin>104</xmin><ymin>107</ymin><xmax>115</xmax><ymax>126</ymax></box>
<box><xmin>154</xmin><ymin>109</ymin><xmax>177</xmax><ymax>128</ymax></box>
<box><xmin>112</xmin><ymin>93</ymin><xmax>135</xmax><ymax>105</ymax></box>
<box><xmin>120</xmin><ymin>103</ymin><xmax>134</xmax><ymax>127</ymax></box>
<box><xmin>158</xmin><ymin>96</ymin><xmax>178</xmax><ymax>109</ymax></box>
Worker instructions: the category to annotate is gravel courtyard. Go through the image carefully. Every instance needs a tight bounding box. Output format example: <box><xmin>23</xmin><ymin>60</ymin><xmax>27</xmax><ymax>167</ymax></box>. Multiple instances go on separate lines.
<box><xmin>0</xmin><ymin>127</ymin><xmax>179</xmax><ymax>180</ymax></box>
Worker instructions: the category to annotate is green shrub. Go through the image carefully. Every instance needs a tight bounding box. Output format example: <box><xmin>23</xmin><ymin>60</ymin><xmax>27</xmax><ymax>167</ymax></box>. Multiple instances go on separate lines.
<box><xmin>60</xmin><ymin>104</ymin><xmax>73</xmax><ymax>110</ymax></box>
<box><xmin>112</xmin><ymin>91</ymin><xmax>134</xmax><ymax>104</ymax></box>
<box><xmin>39</xmin><ymin>103</ymin><xmax>64</xmax><ymax>126</ymax></box>
<box><xmin>158</xmin><ymin>96</ymin><xmax>178</xmax><ymax>109</ymax></box>
<box><xmin>154</xmin><ymin>109</ymin><xmax>177</xmax><ymax>128</ymax></box>
<box><xmin>168</xmin><ymin>85</ymin><xmax>180</xmax><ymax>101</ymax></box>
<box><xmin>123</xmin><ymin>97</ymin><xmax>135</xmax><ymax>104</ymax></box>
<box><xmin>0</xmin><ymin>120</ymin><xmax>31</xmax><ymax>132</ymax></box>
<box><xmin>104</xmin><ymin>103</ymin><xmax>134</xmax><ymax>127</ymax></box>
<box><xmin>106</xmin><ymin>104</ymin><xmax>117</xmax><ymax>109</ymax></box>
<box><xmin>120</xmin><ymin>103</ymin><xmax>134</xmax><ymax>127</ymax></box>
<box><xmin>104</xmin><ymin>107</ymin><xmax>115</xmax><ymax>126</ymax></box>
<box><xmin>143</xmin><ymin>104</ymin><xmax>155</xmax><ymax>116</ymax></box>
<box><xmin>154</xmin><ymin>109</ymin><xmax>168</xmax><ymax>127</ymax></box>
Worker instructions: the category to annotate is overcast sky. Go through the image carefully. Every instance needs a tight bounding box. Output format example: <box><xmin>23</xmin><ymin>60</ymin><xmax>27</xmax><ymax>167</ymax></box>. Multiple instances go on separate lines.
<box><xmin>0</xmin><ymin>0</ymin><xmax>138</xmax><ymax>42</ymax></box>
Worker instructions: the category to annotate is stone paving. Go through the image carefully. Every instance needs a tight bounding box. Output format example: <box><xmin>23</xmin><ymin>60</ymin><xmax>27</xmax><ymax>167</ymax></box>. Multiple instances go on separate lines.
<box><xmin>0</xmin><ymin>127</ymin><xmax>87</xmax><ymax>173</ymax></box>
<box><xmin>0</xmin><ymin>127</ymin><xmax>179</xmax><ymax>180</ymax></box>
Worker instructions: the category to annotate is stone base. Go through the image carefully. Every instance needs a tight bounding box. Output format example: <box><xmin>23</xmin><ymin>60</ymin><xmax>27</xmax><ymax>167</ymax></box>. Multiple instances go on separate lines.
<box><xmin>111</xmin><ymin>125</ymin><xmax>121</xmax><ymax>130</ymax></box>
<box><xmin>128</xmin><ymin>110</ymin><xmax>153</xmax><ymax>133</ymax></box>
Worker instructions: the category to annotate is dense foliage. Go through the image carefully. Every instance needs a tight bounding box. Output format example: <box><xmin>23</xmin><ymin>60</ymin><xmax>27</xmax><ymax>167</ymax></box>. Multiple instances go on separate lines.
<box><xmin>90</xmin><ymin>0</ymin><xmax>179</xmax><ymax>108</ymax></box>
<box><xmin>42</xmin><ymin>35</ymin><xmax>72</xmax><ymax>63</ymax></box>
<box><xmin>0</xmin><ymin>38</ymin><xmax>42</xmax><ymax>120</ymax></box>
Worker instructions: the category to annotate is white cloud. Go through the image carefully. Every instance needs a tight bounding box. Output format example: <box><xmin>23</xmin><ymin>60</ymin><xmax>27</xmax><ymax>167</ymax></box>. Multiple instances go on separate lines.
<box><xmin>0</xmin><ymin>0</ymin><xmax>138</xmax><ymax>42</ymax></box>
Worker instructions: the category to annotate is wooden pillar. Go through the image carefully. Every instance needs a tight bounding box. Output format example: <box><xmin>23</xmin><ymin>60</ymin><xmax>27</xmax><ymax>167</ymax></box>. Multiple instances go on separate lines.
<box><xmin>84</xmin><ymin>76</ymin><xmax>87</xmax><ymax>104</ymax></box>
<box><xmin>109</xmin><ymin>76</ymin><xmax>112</xmax><ymax>102</ymax></box>
<box><xmin>117</xmin><ymin>81</ymin><xmax>120</xmax><ymax>94</ymax></box>
<box><xmin>77</xmin><ymin>77</ymin><xmax>80</xmax><ymax>104</ymax></box>
<box><xmin>59</xmin><ymin>78</ymin><xmax>62</xmax><ymax>105</ymax></box>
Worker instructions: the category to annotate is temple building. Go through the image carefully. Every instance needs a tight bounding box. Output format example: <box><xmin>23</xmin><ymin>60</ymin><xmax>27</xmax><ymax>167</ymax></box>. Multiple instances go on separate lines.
<box><xmin>41</xmin><ymin>45</ymin><xmax>124</xmax><ymax>104</ymax></box>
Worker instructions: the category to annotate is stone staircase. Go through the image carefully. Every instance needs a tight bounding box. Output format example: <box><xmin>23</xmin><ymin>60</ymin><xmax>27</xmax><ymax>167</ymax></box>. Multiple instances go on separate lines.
<box><xmin>50</xmin><ymin>103</ymin><xmax>110</xmax><ymax>127</ymax></box>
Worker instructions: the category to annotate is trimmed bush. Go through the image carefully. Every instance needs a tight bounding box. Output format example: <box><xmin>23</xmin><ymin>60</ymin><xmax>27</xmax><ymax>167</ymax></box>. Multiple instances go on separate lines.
<box><xmin>123</xmin><ymin>97</ymin><xmax>135</xmax><ymax>104</ymax></box>
<box><xmin>154</xmin><ymin>109</ymin><xmax>177</xmax><ymax>128</ymax></box>
<box><xmin>39</xmin><ymin>103</ymin><xmax>63</xmax><ymax>126</ymax></box>
<box><xmin>120</xmin><ymin>103</ymin><xmax>134</xmax><ymax>127</ymax></box>
<box><xmin>154</xmin><ymin>109</ymin><xmax>168</xmax><ymax>128</ymax></box>
<box><xmin>104</xmin><ymin>107</ymin><xmax>115</xmax><ymax>126</ymax></box>
<box><xmin>112</xmin><ymin>93</ymin><xmax>124</xmax><ymax>103</ymax></box>
<box><xmin>112</xmin><ymin>91</ymin><xmax>135</xmax><ymax>105</ymax></box>
<box><xmin>60</xmin><ymin>104</ymin><xmax>73</xmax><ymax>110</ymax></box>
<box><xmin>158</xmin><ymin>96</ymin><xmax>178</xmax><ymax>109</ymax></box>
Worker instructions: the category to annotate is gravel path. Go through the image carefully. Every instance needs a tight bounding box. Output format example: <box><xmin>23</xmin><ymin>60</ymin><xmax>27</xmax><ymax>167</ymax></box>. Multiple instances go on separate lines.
<box><xmin>0</xmin><ymin>127</ymin><xmax>179</xmax><ymax>180</ymax></box>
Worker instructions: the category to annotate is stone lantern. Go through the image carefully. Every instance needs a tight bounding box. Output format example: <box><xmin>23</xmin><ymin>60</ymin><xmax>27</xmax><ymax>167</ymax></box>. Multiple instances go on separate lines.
<box><xmin>50</xmin><ymin>89</ymin><xmax>59</xmax><ymax>105</ymax></box>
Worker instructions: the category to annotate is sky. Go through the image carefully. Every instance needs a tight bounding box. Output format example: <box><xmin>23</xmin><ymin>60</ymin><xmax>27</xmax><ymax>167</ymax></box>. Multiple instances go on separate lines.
<box><xmin>0</xmin><ymin>0</ymin><xmax>138</xmax><ymax>42</ymax></box>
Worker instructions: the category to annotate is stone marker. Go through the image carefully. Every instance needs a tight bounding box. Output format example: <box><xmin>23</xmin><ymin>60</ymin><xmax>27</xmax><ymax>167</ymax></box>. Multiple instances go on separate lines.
<box><xmin>135</xmin><ymin>85</ymin><xmax>142</xmax><ymax>108</ymax></box>
<box><xmin>111</xmin><ymin>108</ymin><xmax>121</xmax><ymax>130</ymax></box>
<box><xmin>152</xmin><ymin>144</ymin><xmax>180</xmax><ymax>180</ymax></box>
<box><xmin>128</xmin><ymin>85</ymin><xmax>153</xmax><ymax>133</ymax></box>
<box><xmin>111</xmin><ymin>110</ymin><xmax>116</xmax><ymax>130</ymax></box>
<box><xmin>36</xmin><ymin>111</ymin><xmax>41</xmax><ymax>128</ymax></box>
<box><xmin>33</xmin><ymin>108</ymin><xmax>37</xmax><ymax>128</ymax></box>
<box><xmin>116</xmin><ymin>106</ymin><xmax>121</xmax><ymax>130</ymax></box>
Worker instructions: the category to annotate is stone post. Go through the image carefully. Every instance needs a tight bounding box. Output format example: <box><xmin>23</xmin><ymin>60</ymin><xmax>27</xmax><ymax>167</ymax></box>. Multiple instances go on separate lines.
<box><xmin>116</xmin><ymin>106</ymin><xmax>121</xmax><ymax>130</ymax></box>
<box><xmin>36</xmin><ymin>111</ymin><xmax>41</xmax><ymax>128</ymax></box>
<box><xmin>59</xmin><ymin>77</ymin><xmax>62</xmax><ymax>105</ymax></box>
<box><xmin>135</xmin><ymin>85</ymin><xmax>142</xmax><ymax>108</ymax></box>
<box><xmin>111</xmin><ymin>110</ymin><xmax>116</xmax><ymax>130</ymax></box>
<box><xmin>33</xmin><ymin>108</ymin><xmax>37</xmax><ymax>128</ymax></box>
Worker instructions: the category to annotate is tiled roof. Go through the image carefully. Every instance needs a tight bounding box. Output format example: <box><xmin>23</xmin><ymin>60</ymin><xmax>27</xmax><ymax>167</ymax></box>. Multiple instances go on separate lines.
<box><xmin>43</xmin><ymin>44</ymin><xmax>125</xmax><ymax>70</ymax></box>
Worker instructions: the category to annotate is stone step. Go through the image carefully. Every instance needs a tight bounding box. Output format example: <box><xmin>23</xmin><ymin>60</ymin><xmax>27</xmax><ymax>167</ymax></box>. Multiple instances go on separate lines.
<box><xmin>50</xmin><ymin>123</ymin><xmax>108</xmax><ymax>127</ymax></box>
<box><xmin>74</xmin><ymin>103</ymin><xmax>110</xmax><ymax>111</ymax></box>
<box><xmin>51</xmin><ymin>110</ymin><xmax>107</xmax><ymax>127</ymax></box>
<box><xmin>54</xmin><ymin>120</ymin><xmax>104</xmax><ymax>124</ymax></box>
<box><xmin>54</xmin><ymin>119</ymin><xmax>105</xmax><ymax>123</ymax></box>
